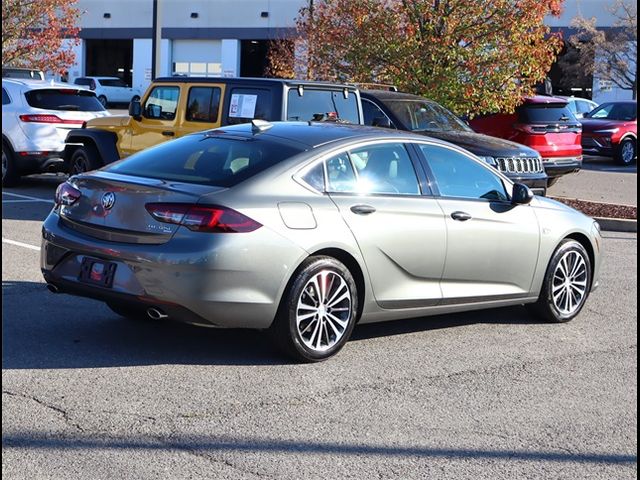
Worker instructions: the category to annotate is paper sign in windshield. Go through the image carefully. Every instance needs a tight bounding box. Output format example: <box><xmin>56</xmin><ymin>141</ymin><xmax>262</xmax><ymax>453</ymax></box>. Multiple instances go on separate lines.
<box><xmin>229</xmin><ymin>94</ymin><xmax>258</xmax><ymax>118</ymax></box>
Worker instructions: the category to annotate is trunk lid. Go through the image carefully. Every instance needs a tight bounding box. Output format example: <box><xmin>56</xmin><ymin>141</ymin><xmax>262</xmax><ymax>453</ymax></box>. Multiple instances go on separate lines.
<box><xmin>59</xmin><ymin>171</ymin><xmax>225</xmax><ymax>244</ymax></box>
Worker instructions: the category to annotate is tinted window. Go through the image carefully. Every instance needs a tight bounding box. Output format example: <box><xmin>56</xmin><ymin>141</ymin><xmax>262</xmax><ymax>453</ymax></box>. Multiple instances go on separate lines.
<box><xmin>99</xmin><ymin>78</ymin><xmax>128</xmax><ymax>87</ymax></box>
<box><xmin>2</xmin><ymin>88</ymin><xmax>10</xmax><ymax>105</ymax></box>
<box><xmin>74</xmin><ymin>78</ymin><xmax>91</xmax><ymax>86</ymax></box>
<box><xmin>362</xmin><ymin>99</ymin><xmax>392</xmax><ymax>127</ymax></box>
<box><xmin>144</xmin><ymin>86</ymin><xmax>179</xmax><ymax>120</ymax></box>
<box><xmin>287</xmin><ymin>89</ymin><xmax>359</xmax><ymax>124</ymax></box>
<box><xmin>517</xmin><ymin>104</ymin><xmax>576</xmax><ymax>123</ymax></box>
<box><xmin>420</xmin><ymin>144</ymin><xmax>508</xmax><ymax>201</ymax></box>
<box><xmin>587</xmin><ymin>102</ymin><xmax>636</xmax><ymax>121</ymax></box>
<box><xmin>107</xmin><ymin>134</ymin><xmax>304</xmax><ymax>188</ymax></box>
<box><xmin>325</xmin><ymin>152</ymin><xmax>357</xmax><ymax>192</ymax></box>
<box><xmin>351</xmin><ymin>143</ymin><xmax>420</xmax><ymax>195</ymax></box>
<box><xmin>227</xmin><ymin>88</ymin><xmax>272</xmax><ymax>125</ymax></box>
<box><xmin>186</xmin><ymin>87</ymin><xmax>221</xmax><ymax>123</ymax></box>
<box><xmin>23</xmin><ymin>89</ymin><xmax>105</xmax><ymax>111</ymax></box>
<box><xmin>384</xmin><ymin>100</ymin><xmax>471</xmax><ymax>132</ymax></box>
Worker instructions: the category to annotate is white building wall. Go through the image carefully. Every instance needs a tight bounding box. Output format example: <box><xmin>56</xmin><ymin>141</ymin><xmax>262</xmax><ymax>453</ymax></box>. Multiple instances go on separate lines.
<box><xmin>221</xmin><ymin>40</ymin><xmax>241</xmax><ymax>77</ymax></box>
<box><xmin>133</xmin><ymin>39</ymin><xmax>152</xmax><ymax>92</ymax></box>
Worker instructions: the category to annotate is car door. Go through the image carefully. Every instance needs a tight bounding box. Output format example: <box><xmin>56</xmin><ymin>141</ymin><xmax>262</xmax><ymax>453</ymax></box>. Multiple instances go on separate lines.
<box><xmin>416</xmin><ymin>143</ymin><xmax>540</xmax><ymax>302</ymax></box>
<box><xmin>124</xmin><ymin>84</ymin><xmax>181</xmax><ymax>157</ymax></box>
<box><xmin>179</xmin><ymin>84</ymin><xmax>225</xmax><ymax>135</ymax></box>
<box><xmin>326</xmin><ymin>141</ymin><xmax>447</xmax><ymax>308</ymax></box>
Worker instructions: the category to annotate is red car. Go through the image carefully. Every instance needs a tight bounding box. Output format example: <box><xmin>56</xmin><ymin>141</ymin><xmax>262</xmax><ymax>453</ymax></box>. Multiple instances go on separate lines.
<box><xmin>470</xmin><ymin>96</ymin><xmax>582</xmax><ymax>186</ymax></box>
<box><xmin>580</xmin><ymin>101</ymin><xmax>637</xmax><ymax>166</ymax></box>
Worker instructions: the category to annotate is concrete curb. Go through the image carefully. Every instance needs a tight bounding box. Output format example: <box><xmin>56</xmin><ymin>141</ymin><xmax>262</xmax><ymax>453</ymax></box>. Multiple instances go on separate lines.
<box><xmin>594</xmin><ymin>217</ymin><xmax>638</xmax><ymax>233</ymax></box>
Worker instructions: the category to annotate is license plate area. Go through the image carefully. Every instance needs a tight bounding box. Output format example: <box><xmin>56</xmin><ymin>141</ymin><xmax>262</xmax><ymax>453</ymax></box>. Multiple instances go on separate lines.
<box><xmin>79</xmin><ymin>257</ymin><xmax>117</xmax><ymax>288</ymax></box>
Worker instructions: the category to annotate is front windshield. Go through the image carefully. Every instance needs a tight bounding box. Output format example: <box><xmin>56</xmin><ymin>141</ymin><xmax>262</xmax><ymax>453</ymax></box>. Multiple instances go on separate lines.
<box><xmin>385</xmin><ymin>100</ymin><xmax>472</xmax><ymax>133</ymax></box>
<box><xmin>586</xmin><ymin>102</ymin><xmax>637</xmax><ymax>121</ymax></box>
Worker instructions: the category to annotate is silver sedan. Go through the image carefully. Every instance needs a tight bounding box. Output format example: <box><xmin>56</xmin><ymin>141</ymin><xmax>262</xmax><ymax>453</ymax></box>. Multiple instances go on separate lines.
<box><xmin>41</xmin><ymin>121</ymin><xmax>603</xmax><ymax>361</ymax></box>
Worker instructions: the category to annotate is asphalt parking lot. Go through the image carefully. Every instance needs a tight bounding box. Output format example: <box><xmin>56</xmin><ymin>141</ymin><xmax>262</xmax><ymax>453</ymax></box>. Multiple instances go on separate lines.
<box><xmin>2</xmin><ymin>172</ymin><xmax>637</xmax><ymax>479</ymax></box>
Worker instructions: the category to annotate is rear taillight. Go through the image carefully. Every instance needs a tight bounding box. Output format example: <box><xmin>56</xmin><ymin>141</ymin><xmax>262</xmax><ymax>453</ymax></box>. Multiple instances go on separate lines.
<box><xmin>55</xmin><ymin>182</ymin><xmax>82</xmax><ymax>206</ymax></box>
<box><xmin>513</xmin><ymin>123</ymin><xmax>546</xmax><ymax>135</ymax></box>
<box><xmin>145</xmin><ymin>203</ymin><xmax>262</xmax><ymax>233</ymax></box>
<box><xmin>19</xmin><ymin>114</ymin><xmax>84</xmax><ymax>125</ymax></box>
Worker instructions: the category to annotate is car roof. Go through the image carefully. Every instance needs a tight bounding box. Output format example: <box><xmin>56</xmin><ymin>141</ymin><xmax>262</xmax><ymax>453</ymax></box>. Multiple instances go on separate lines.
<box><xmin>153</xmin><ymin>76</ymin><xmax>359</xmax><ymax>90</ymax></box>
<box><xmin>203</xmin><ymin>121</ymin><xmax>454</xmax><ymax>149</ymax></box>
<box><xmin>523</xmin><ymin>95</ymin><xmax>569</xmax><ymax>105</ymax></box>
<box><xmin>360</xmin><ymin>90</ymin><xmax>434</xmax><ymax>103</ymax></box>
<box><xmin>2</xmin><ymin>78</ymin><xmax>89</xmax><ymax>90</ymax></box>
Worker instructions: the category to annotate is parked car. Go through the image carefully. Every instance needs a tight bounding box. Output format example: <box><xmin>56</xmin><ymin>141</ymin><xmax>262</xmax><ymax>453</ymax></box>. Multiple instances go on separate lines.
<box><xmin>2</xmin><ymin>67</ymin><xmax>45</xmax><ymax>81</ymax></box>
<box><xmin>470</xmin><ymin>96</ymin><xmax>583</xmax><ymax>187</ymax></box>
<box><xmin>580</xmin><ymin>101</ymin><xmax>637</xmax><ymax>165</ymax></box>
<box><xmin>42</xmin><ymin>121</ymin><xmax>602</xmax><ymax>362</ymax></box>
<box><xmin>360</xmin><ymin>90</ymin><xmax>548</xmax><ymax>195</ymax></box>
<box><xmin>2</xmin><ymin>79</ymin><xmax>110</xmax><ymax>187</ymax></box>
<box><xmin>73</xmin><ymin>76</ymin><xmax>142</xmax><ymax>107</ymax></box>
<box><xmin>563</xmin><ymin>96</ymin><xmax>599</xmax><ymax>119</ymax></box>
<box><xmin>63</xmin><ymin>77</ymin><xmax>362</xmax><ymax>174</ymax></box>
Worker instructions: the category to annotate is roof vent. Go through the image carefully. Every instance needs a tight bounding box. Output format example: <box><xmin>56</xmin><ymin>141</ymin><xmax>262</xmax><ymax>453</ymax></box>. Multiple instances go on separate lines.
<box><xmin>251</xmin><ymin>119</ymin><xmax>273</xmax><ymax>133</ymax></box>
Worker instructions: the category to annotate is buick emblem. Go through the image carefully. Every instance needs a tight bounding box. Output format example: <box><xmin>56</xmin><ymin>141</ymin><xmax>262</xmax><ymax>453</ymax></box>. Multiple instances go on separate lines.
<box><xmin>101</xmin><ymin>192</ymin><xmax>116</xmax><ymax>210</ymax></box>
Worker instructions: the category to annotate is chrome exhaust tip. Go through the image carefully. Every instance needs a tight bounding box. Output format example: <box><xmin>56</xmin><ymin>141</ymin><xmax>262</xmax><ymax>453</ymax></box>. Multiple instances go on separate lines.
<box><xmin>46</xmin><ymin>284</ymin><xmax>60</xmax><ymax>294</ymax></box>
<box><xmin>147</xmin><ymin>307</ymin><xmax>168</xmax><ymax>320</ymax></box>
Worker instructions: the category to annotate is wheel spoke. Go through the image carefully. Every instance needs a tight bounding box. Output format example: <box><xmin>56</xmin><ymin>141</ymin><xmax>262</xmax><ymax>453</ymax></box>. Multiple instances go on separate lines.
<box><xmin>299</xmin><ymin>318</ymin><xmax>318</xmax><ymax>336</ymax></box>
<box><xmin>326</xmin><ymin>312</ymin><xmax>348</xmax><ymax>329</ymax></box>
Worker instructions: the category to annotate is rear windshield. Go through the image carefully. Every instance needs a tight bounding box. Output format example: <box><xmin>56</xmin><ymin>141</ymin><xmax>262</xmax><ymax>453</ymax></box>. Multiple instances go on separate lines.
<box><xmin>24</xmin><ymin>89</ymin><xmax>105</xmax><ymax>112</ymax></box>
<box><xmin>287</xmin><ymin>88</ymin><xmax>360</xmax><ymax>123</ymax></box>
<box><xmin>517</xmin><ymin>104</ymin><xmax>576</xmax><ymax>123</ymax></box>
<box><xmin>106</xmin><ymin>133</ymin><xmax>305</xmax><ymax>188</ymax></box>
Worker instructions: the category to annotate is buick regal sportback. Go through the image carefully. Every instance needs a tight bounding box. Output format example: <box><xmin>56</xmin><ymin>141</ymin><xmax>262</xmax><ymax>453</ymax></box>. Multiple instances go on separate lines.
<box><xmin>41</xmin><ymin>122</ymin><xmax>603</xmax><ymax>362</ymax></box>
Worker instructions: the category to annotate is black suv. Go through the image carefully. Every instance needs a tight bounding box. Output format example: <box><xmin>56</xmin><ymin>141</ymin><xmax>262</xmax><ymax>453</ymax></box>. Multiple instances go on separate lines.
<box><xmin>360</xmin><ymin>90</ymin><xmax>548</xmax><ymax>195</ymax></box>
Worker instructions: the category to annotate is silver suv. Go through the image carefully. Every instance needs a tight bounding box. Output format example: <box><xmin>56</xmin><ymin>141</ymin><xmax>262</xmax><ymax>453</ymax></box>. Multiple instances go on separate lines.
<box><xmin>2</xmin><ymin>78</ymin><xmax>110</xmax><ymax>186</ymax></box>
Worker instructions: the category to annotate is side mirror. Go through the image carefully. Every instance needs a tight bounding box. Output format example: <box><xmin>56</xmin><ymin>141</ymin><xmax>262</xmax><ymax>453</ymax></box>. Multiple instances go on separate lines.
<box><xmin>512</xmin><ymin>183</ymin><xmax>534</xmax><ymax>205</ymax></box>
<box><xmin>372</xmin><ymin>116</ymin><xmax>392</xmax><ymax>128</ymax></box>
<box><xmin>128</xmin><ymin>99</ymin><xmax>142</xmax><ymax>119</ymax></box>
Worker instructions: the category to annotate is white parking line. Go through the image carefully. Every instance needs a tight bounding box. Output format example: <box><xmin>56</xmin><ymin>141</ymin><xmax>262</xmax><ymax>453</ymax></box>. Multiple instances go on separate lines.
<box><xmin>2</xmin><ymin>238</ymin><xmax>41</xmax><ymax>251</ymax></box>
<box><xmin>2</xmin><ymin>192</ymin><xmax>55</xmax><ymax>204</ymax></box>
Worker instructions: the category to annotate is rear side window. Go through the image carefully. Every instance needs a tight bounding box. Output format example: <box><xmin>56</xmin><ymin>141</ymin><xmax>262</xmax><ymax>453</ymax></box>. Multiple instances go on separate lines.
<box><xmin>186</xmin><ymin>87</ymin><xmax>222</xmax><ymax>123</ymax></box>
<box><xmin>99</xmin><ymin>78</ymin><xmax>128</xmax><ymax>87</ymax></box>
<box><xmin>226</xmin><ymin>88</ymin><xmax>272</xmax><ymax>125</ymax></box>
<box><xmin>287</xmin><ymin>89</ymin><xmax>359</xmax><ymax>124</ymax></box>
<box><xmin>517</xmin><ymin>104</ymin><xmax>576</xmax><ymax>123</ymax></box>
<box><xmin>2</xmin><ymin>87</ymin><xmax>10</xmax><ymax>105</ymax></box>
<box><xmin>24</xmin><ymin>89</ymin><xmax>105</xmax><ymax>112</ymax></box>
<box><xmin>106</xmin><ymin>134</ymin><xmax>305</xmax><ymax>188</ymax></box>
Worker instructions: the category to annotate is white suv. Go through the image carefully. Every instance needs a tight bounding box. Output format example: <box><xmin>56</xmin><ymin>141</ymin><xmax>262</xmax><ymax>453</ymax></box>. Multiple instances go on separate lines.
<box><xmin>2</xmin><ymin>79</ymin><xmax>110</xmax><ymax>186</ymax></box>
<box><xmin>73</xmin><ymin>77</ymin><xmax>141</xmax><ymax>107</ymax></box>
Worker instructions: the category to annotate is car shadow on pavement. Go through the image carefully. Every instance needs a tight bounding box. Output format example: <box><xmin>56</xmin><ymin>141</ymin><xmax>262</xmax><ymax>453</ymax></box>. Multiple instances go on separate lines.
<box><xmin>3</xmin><ymin>280</ymin><xmax>544</xmax><ymax>370</ymax></box>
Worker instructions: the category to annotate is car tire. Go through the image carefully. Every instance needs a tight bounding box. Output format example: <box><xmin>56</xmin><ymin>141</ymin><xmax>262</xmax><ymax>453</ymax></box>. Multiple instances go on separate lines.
<box><xmin>70</xmin><ymin>144</ymin><xmax>102</xmax><ymax>175</ymax></box>
<box><xmin>270</xmin><ymin>256</ymin><xmax>358</xmax><ymax>362</ymax></box>
<box><xmin>98</xmin><ymin>95</ymin><xmax>108</xmax><ymax>108</ymax></box>
<box><xmin>527</xmin><ymin>239</ymin><xmax>592</xmax><ymax>323</ymax></box>
<box><xmin>2</xmin><ymin>140</ymin><xmax>20</xmax><ymax>187</ymax></box>
<box><xmin>547</xmin><ymin>176</ymin><xmax>561</xmax><ymax>188</ymax></box>
<box><xmin>107</xmin><ymin>302</ymin><xmax>151</xmax><ymax>322</ymax></box>
<box><xmin>614</xmin><ymin>138</ymin><xmax>636</xmax><ymax>166</ymax></box>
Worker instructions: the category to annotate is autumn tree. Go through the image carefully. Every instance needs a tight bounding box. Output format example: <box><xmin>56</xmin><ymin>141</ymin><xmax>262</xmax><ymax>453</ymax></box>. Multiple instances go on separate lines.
<box><xmin>2</xmin><ymin>0</ymin><xmax>81</xmax><ymax>74</ymax></box>
<box><xmin>269</xmin><ymin>0</ymin><xmax>564</xmax><ymax>116</ymax></box>
<box><xmin>560</xmin><ymin>0</ymin><xmax>637</xmax><ymax>100</ymax></box>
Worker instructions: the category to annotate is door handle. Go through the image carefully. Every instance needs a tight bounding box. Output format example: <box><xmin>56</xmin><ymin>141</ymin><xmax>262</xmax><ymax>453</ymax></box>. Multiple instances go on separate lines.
<box><xmin>451</xmin><ymin>211</ymin><xmax>472</xmax><ymax>221</ymax></box>
<box><xmin>162</xmin><ymin>131</ymin><xmax>175</xmax><ymax>137</ymax></box>
<box><xmin>350</xmin><ymin>204</ymin><xmax>376</xmax><ymax>215</ymax></box>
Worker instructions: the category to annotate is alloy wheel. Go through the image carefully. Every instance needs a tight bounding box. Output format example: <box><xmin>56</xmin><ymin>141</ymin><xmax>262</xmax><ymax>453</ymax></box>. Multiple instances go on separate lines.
<box><xmin>551</xmin><ymin>250</ymin><xmax>588</xmax><ymax>315</ymax></box>
<box><xmin>296</xmin><ymin>270</ymin><xmax>352</xmax><ymax>352</ymax></box>
<box><xmin>621</xmin><ymin>141</ymin><xmax>635</xmax><ymax>164</ymax></box>
<box><xmin>2</xmin><ymin>148</ymin><xmax>7</xmax><ymax>179</ymax></box>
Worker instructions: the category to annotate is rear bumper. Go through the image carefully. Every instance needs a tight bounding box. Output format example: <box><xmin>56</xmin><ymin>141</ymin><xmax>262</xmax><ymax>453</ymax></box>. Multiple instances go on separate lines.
<box><xmin>40</xmin><ymin>211</ymin><xmax>308</xmax><ymax>329</ymax></box>
<box><xmin>542</xmin><ymin>156</ymin><xmax>582</xmax><ymax>178</ymax></box>
<box><xmin>15</xmin><ymin>151</ymin><xmax>65</xmax><ymax>174</ymax></box>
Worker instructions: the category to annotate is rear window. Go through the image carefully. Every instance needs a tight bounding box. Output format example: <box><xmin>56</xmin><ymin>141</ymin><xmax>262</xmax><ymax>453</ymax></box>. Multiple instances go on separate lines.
<box><xmin>226</xmin><ymin>88</ymin><xmax>273</xmax><ymax>125</ymax></box>
<box><xmin>106</xmin><ymin>133</ymin><xmax>305</xmax><ymax>188</ymax></box>
<box><xmin>517</xmin><ymin>103</ymin><xmax>576</xmax><ymax>123</ymax></box>
<box><xmin>24</xmin><ymin>89</ymin><xmax>105</xmax><ymax>112</ymax></box>
<box><xmin>286</xmin><ymin>88</ymin><xmax>360</xmax><ymax>123</ymax></box>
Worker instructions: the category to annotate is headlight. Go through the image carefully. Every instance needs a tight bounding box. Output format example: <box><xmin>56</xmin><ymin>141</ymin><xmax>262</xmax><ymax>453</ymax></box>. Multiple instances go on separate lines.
<box><xmin>593</xmin><ymin>128</ymin><xmax>619</xmax><ymax>134</ymax></box>
<box><xmin>477</xmin><ymin>156</ymin><xmax>497</xmax><ymax>166</ymax></box>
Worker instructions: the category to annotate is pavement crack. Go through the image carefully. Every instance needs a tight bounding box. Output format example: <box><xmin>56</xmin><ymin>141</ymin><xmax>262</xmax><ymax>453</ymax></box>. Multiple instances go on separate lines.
<box><xmin>2</xmin><ymin>390</ymin><xmax>85</xmax><ymax>432</ymax></box>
